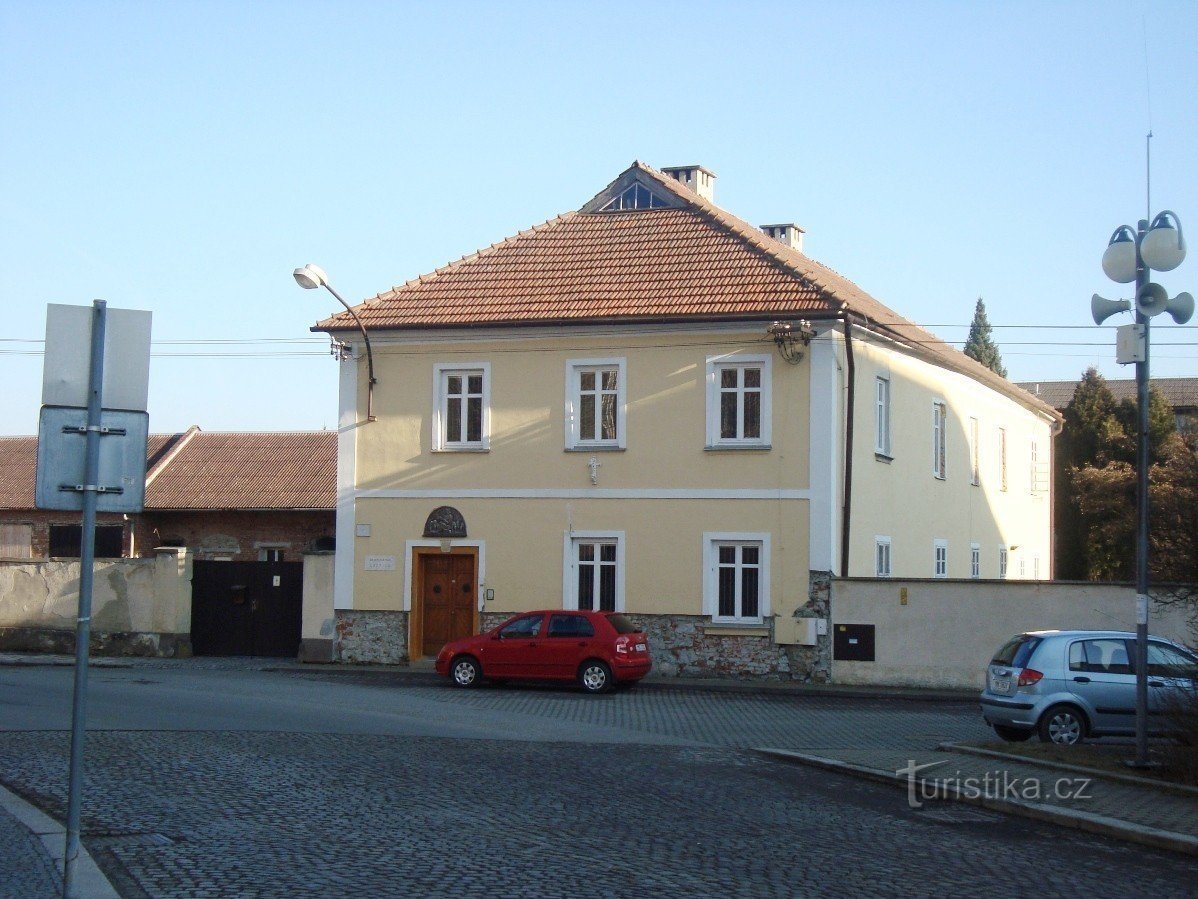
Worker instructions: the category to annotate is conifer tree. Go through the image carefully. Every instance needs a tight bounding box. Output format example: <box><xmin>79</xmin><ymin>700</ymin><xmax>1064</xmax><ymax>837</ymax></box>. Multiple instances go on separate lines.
<box><xmin>963</xmin><ymin>297</ymin><xmax>1007</xmax><ymax>377</ymax></box>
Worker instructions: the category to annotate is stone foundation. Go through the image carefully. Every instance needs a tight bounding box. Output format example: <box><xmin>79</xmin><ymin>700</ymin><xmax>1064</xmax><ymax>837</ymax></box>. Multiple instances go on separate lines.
<box><xmin>335</xmin><ymin>581</ymin><xmax>836</xmax><ymax>681</ymax></box>
<box><xmin>334</xmin><ymin>610</ymin><xmax>409</xmax><ymax>664</ymax></box>
<box><xmin>0</xmin><ymin>626</ymin><xmax>191</xmax><ymax>658</ymax></box>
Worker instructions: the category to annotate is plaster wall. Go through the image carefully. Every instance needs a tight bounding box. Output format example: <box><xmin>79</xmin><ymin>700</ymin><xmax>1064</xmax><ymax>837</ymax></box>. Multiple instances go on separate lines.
<box><xmin>830</xmin><ymin>578</ymin><xmax>1194</xmax><ymax>689</ymax></box>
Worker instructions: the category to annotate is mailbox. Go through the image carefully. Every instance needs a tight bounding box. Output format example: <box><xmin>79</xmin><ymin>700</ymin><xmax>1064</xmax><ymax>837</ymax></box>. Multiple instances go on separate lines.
<box><xmin>833</xmin><ymin>623</ymin><xmax>875</xmax><ymax>662</ymax></box>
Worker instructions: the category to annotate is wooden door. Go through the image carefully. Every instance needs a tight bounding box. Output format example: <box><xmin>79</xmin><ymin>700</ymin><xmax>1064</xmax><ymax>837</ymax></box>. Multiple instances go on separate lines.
<box><xmin>420</xmin><ymin>553</ymin><xmax>476</xmax><ymax>657</ymax></box>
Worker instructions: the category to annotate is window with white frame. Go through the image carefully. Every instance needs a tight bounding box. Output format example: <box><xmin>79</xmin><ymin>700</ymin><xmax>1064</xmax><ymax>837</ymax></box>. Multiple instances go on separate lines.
<box><xmin>934</xmin><ymin>539</ymin><xmax>948</xmax><ymax>578</ymax></box>
<box><xmin>703</xmin><ymin>533</ymin><xmax>770</xmax><ymax>624</ymax></box>
<box><xmin>564</xmin><ymin>532</ymin><xmax>624</xmax><ymax>612</ymax></box>
<box><xmin>875</xmin><ymin>376</ymin><xmax>891</xmax><ymax>457</ymax></box>
<box><xmin>970</xmin><ymin>543</ymin><xmax>981</xmax><ymax>579</ymax></box>
<box><xmin>433</xmin><ymin>363</ymin><xmax>490</xmax><ymax>451</ymax></box>
<box><xmin>1033</xmin><ymin>555</ymin><xmax>1041</xmax><ymax>580</ymax></box>
<box><xmin>875</xmin><ymin>537</ymin><xmax>892</xmax><ymax>578</ymax></box>
<box><xmin>998</xmin><ymin>427</ymin><xmax>1008</xmax><ymax>491</ymax></box>
<box><xmin>932</xmin><ymin>402</ymin><xmax>947</xmax><ymax>479</ymax></box>
<box><xmin>705</xmin><ymin>355</ymin><xmax>771</xmax><ymax>448</ymax></box>
<box><xmin>565</xmin><ymin>358</ymin><xmax>626</xmax><ymax>449</ymax></box>
<box><xmin>999</xmin><ymin>546</ymin><xmax>1008</xmax><ymax>579</ymax></box>
<box><xmin>969</xmin><ymin>417</ymin><xmax>980</xmax><ymax>486</ymax></box>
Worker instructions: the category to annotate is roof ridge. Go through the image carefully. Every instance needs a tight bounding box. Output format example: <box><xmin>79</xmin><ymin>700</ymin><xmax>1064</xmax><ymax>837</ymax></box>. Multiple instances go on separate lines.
<box><xmin>620</xmin><ymin>164</ymin><xmax>1054</xmax><ymax>416</ymax></box>
<box><xmin>146</xmin><ymin>425</ymin><xmax>201</xmax><ymax>486</ymax></box>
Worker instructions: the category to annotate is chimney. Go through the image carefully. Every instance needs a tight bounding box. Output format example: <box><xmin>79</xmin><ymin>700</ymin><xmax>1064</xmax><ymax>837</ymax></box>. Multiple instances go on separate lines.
<box><xmin>760</xmin><ymin>223</ymin><xmax>805</xmax><ymax>253</ymax></box>
<box><xmin>662</xmin><ymin>165</ymin><xmax>716</xmax><ymax>201</ymax></box>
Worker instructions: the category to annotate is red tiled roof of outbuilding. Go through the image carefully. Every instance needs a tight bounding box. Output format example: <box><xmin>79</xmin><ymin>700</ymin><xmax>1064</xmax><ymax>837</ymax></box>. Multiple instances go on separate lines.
<box><xmin>144</xmin><ymin>431</ymin><xmax>336</xmax><ymax>510</ymax></box>
<box><xmin>0</xmin><ymin>433</ymin><xmax>182</xmax><ymax>509</ymax></box>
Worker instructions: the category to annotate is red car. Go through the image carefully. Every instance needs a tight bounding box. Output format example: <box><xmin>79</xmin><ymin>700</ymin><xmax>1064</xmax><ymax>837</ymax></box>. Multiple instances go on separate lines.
<box><xmin>434</xmin><ymin>610</ymin><xmax>652</xmax><ymax>694</ymax></box>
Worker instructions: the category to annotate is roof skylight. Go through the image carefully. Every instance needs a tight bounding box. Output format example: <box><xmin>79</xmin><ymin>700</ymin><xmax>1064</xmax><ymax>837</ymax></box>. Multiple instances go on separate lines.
<box><xmin>599</xmin><ymin>182</ymin><xmax>670</xmax><ymax>212</ymax></box>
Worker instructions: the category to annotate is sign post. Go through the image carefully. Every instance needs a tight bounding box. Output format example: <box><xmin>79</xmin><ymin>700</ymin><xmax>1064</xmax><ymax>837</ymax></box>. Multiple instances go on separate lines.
<box><xmin>35</xmin><ymin>300</ymin><xmax>151</xmax><ymax>898</ymax></box>
<box><xmin>62</xmin><ymin>301</ymin><xmax>107</xmax><ymax>897</ymax></box>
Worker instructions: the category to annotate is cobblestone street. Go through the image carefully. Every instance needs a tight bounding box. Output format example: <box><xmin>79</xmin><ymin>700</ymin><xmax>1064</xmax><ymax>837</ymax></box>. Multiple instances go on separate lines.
<box><xmin>1</xmin><ymin>666</ymin><xmax>1195</xmax><ymax>897</ymax></box>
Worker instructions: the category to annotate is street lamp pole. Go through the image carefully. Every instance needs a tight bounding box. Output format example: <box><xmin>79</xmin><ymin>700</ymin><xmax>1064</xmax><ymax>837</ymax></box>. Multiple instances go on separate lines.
<box><xmin>293</xmin><ymin>264</ymin><xmax>378</xmax><ymax>422</ymax></box>
<box><xmin>1093</xmin><ymin>210</ymin><xmax>1192</xmax><ymax>768</ymax></box>
<box><xmin>1132</xmin><ymin>218</ymin><xmax>1151</xmax><ymax>770</ymax></box>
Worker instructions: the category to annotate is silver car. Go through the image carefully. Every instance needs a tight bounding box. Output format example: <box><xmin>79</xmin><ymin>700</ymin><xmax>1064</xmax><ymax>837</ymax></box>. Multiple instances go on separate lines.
<box><xmin>980</xmin><ymin>630</ymin><xmax>1198</xmax><ymax>744</ymax></box>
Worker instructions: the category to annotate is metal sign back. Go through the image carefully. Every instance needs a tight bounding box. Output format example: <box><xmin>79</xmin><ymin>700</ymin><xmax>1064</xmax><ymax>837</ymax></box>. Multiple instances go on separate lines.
<box><xmin>42</xmin><ymin>303</ymin><xmax>152</xmax><ymax>411</ymax></box>
<box><xmin>35</xmin><ymin>406</ymin><xmax>149</xmax><ymax>512</ymax></box>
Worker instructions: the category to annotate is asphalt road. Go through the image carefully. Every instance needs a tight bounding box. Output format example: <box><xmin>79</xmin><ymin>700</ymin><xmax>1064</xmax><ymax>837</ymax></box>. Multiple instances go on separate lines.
<box><xmin>1</xmin><ymin>665</ymin><xmax>1194</xmax><ymax>897</ymax></box>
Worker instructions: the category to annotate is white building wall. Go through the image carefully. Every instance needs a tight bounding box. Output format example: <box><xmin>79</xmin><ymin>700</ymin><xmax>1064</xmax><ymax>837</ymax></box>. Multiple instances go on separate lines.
<box><xmin>847</xmin><ymin>334</ymin><xmax>1054</xmax><ymax>580</ymax></box>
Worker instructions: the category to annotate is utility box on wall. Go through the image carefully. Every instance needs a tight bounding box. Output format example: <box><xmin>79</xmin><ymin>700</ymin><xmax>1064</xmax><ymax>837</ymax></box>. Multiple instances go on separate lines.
<box><xmin>833</xmin><ymin>623</ymin><xmax>875</xmax><ymax>662</ymax></box>
<box><xmin>775</xmin><ymin>617</ymin><xmax>824</xmax><ymax>646</ymax></box>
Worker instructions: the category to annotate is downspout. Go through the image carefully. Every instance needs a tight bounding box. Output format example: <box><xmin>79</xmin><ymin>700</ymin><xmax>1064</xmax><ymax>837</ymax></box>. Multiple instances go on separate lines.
<box><xmin>840</xmin><ymin>314</ymin><xmax>856</xmax><ymax>578</ymax></box>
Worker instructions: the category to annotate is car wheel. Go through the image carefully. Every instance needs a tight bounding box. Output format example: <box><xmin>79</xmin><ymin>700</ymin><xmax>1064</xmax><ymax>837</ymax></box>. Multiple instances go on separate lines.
<box><xmin>992</xmin><ymin>724</ymin><xmax>1033</xmax><ymax>742</ymax></box>
<box><xmin>578</xmin><ymin>660</ymin><xmax>613</xmax><ymax>694</ymax></box>
<box><xmin>1038</xmin><ymin>705</ymin><xmax>1087</xmax><ymax>745</ymax></box>
<box><xmin>451</xmin><ymin>656</ymin><xmax>482</xmax><ymax>688</ymax></box>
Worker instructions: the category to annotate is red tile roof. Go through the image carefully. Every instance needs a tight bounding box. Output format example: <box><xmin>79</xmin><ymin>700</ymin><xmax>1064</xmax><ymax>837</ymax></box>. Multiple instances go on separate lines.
<box><xmin>0</xmin><ymin>430</ymin><xmax>334</xmax><ymax>511</ymax></box>
<box><xmin>316</xmin><ymin>161</ymin><xmax>1057</xmax><ymax>418</ymax></box>
<box><xmin>144</xmin><ymin>431</ymin><xmax>336</xmax><ymax>510</ymax></box>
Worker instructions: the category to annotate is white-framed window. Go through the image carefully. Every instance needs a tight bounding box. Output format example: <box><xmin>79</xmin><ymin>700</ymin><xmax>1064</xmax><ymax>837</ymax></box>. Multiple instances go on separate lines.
<box><xmin>999</xmin><ymin>546</ymin><xmax>1008</xmax><ymax>579</ymax></box>
<box><xmin>998</xmin><ymin>427</ymin><xmax>1008</xmax><ymax>492</ymax></box>
<box><xmin>875</xmin><ymin>376</ymin><xmax>891</xmax><ymax>457</ymax></box>
<box><xmin>1033</xmin><ymin>555</ymin><xmax>1041</xmax><ymax>580</ymax></box>
<box><xmin>970</xmin><ymin>543</ymin><xmax>981</xmax><ymax>579</ymax></box>
<box><xmin>563</xmin><ymin>531</ymin><xmax>624</xmax><ymax>612</ymax></box>
<box><xmin>969</xmin><ymin>417</ymin><xmax>980</xmax><ymax>486</ymax></box>
<box><xmin>933</xmin><ymin>538</ymin><xmax>948</xmax><ymax>578</ymax></box>
<box><xmin>1019</xmin><ymin>558</ymin><xmax>1026</xmax><ymax>578</ymax></box>
<box><xmin>703</xmin><ymin>533</ymin><xmax>770</xmax><ymax>624</ymax></box>
<box><xmin>932</xmin><ymin>401</ymin><xmax>947</xmax><ymax>479</ymax></box>
<box><xmin>257</xmin><ymin>544</ymin><xmax>287</xmax><ymax>563</ymax></box>
<box><xmin>565</xmin><ymin>358</ymin><xmax>626</xmax><ymax>450</ymax></box>
<box><xmin>875</xmin><ymin>536</ymin><xmax>892</xmax><ymax>578</ymax></box>
<box><xmin>432</xmin><ymin>363</ymin><xmax>491</xmax><ymax>451</ymax></box>
<box><xmin>705</xmin><ymin>354</ymin><xmax>771</xmax><ymax>448</ymax></box>
<box><xmin>1030</xmin><ymin>438</ymin><xmax>1038</xmax><ymax>493</ymax></box>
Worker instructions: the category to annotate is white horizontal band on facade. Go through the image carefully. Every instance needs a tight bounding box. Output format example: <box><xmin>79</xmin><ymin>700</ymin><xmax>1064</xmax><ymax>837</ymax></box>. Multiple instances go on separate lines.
<box><xmin>356</xmin><ymin>488</ymin><xmax>811</xmax><ymax>501</ymax></box>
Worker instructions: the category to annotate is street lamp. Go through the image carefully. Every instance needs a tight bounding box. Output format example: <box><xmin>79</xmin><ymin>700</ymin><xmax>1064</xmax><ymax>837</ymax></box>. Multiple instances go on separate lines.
<box><xmin>293</xmin><ymin>263</ymin><xmax>378</xmax><ymax>422</ymax></box>
<box><xmin>1091</xmin><ymin>210</ymin><xmax>1192</xmax><ymax>768</ymax></box>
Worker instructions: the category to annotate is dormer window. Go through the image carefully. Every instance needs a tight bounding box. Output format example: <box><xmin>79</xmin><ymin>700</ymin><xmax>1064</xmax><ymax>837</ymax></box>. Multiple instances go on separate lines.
<box><xmin>599</xmin><ymin>182</ymin><xmax>670</xmax><ymax>211</ymax></box>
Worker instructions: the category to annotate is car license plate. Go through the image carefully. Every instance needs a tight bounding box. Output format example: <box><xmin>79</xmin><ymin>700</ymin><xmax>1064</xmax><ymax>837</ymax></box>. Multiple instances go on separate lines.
<box><xmin>635</xmin><ymin>642</ymin><xmax>647</xmax><ymax>652</ymax></box>
<box><xmin>989</xmin><ymin>674</ymin><xmax>1010</xmax><ymax>694</ymax></box>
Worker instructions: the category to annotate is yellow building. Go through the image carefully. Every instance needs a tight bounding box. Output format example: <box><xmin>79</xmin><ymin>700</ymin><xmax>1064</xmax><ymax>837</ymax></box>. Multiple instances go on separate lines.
<box><xmin>311</xmin><ymin>162</ymin><xmax>1060</xmax><ymax>677</ymax></box>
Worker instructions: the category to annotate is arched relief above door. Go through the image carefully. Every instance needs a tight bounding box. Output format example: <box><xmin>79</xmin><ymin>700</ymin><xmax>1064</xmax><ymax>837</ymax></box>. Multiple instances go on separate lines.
<box><xmin>423</xmin><ymin>506</ymin><xmax>468</xmax><ymax>539</ymax></box>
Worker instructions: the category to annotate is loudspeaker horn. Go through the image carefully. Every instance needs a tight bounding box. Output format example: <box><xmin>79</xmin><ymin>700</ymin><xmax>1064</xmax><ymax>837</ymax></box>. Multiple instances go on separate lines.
<box><xmin>1091</xmin><ymin>293</ymin><xmax>1131</xmax><ymax>325</ymax></box>
<box><xmin>1136</xmin><ymin>282</ymin><xmax>1170</xmax><ymax>318</ymax></box>
<box><xmin>1166</xmin><ymin>291</ymin><xmax>1194</xmax><ymax>325</ymax></box>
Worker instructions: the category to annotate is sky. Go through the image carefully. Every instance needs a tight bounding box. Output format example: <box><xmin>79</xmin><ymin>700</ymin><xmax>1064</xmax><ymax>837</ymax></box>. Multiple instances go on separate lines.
<box><xmin>2</xmin><ymin>0</ymin><xmax>1195</xmax><ymax>436</ymax></box>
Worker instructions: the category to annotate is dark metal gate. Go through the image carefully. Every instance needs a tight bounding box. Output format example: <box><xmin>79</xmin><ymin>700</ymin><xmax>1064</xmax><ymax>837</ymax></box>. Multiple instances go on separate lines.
<box><xmin>190</xmin><ymin>560</ymin><xmax>303</xmax><ymax>657</ymax></box>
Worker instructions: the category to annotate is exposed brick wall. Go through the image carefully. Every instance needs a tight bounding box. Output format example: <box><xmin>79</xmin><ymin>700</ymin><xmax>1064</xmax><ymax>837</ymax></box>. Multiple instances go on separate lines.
<box><xmin>134</xmin><ymin>511</ymin><xmax>334</xmax><ymax>562</ymax></box>
<box><xmin>0</xmin><ymin>511</ymin><xmax>131</xmax><ymax>560</ymax></box>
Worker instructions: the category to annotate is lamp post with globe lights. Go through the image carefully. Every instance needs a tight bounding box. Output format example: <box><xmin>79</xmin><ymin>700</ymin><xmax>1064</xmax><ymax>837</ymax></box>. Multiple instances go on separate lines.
<box><xmin>1091</xmin><ymin>211</ymin><xmax>1193</xmax><ymax>768</ymax></box>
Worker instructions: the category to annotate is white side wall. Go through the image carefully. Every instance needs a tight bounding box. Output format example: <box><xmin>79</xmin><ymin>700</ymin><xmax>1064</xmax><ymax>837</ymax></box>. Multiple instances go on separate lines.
<box><xmin>831</xmin><ymin>578</ymin><xmax>1193</xmax><ymax>689</ymax></box>
<box><xmin>847</xmin><ymin>332</ymin><xmax>1054</xmax><ymax>580</ymax></box>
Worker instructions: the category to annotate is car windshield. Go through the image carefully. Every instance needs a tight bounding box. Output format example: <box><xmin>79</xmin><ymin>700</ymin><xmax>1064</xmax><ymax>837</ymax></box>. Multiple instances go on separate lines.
<box><xmin>606</xmin><ymin>614</ymin><xmax>640</xmax><ymax>634</ymax></box>
<box><xmin>991</xmin><ymin>634</ymin><xmax>1041</xmax><ymax>668</ymax></box>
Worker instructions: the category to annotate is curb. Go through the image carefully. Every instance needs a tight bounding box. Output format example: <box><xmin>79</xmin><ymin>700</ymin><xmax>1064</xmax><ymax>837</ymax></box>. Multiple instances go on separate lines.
<box><xmin>754</xmin><ymin>747</ymin><xmax>1198</xmax><ymax>858</ymax></box>
<box><xmin>938</xmin><ymin>741</ymin><xmax>1198</xmax><ymax>799</ymax></box>
<box><xmin>0</xmin><ymin>784</ymin><xmax>119</xmax><ymax>898</ymax></box>
<box><xmin>276</xmin><ymin>664</ymin><xmax>978</xmax><ymax>703</ymax></box>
